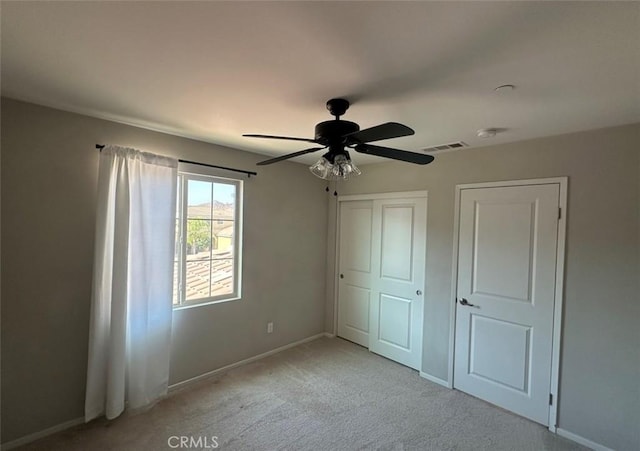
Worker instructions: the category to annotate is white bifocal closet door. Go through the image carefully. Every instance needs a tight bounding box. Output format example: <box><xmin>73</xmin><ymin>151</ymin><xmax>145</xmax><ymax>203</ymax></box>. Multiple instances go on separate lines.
<box><xmin>337</xmin><ymin>196</ymin><xmax>426</xmax><ymax>371</ymax></box>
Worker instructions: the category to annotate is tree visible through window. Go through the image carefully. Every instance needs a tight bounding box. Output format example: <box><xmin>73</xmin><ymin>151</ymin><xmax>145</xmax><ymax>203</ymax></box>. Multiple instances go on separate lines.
<box><xmin>173</xmin><ymin>173</ymin><xmax>242</xmax><ymax>307</ymax></box>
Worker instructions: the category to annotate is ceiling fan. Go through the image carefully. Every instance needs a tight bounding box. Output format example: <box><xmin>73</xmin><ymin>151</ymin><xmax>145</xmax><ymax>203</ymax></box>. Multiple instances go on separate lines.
<box><xmin>243</xmin><ymin>98</ymin><xmax>434</xmax><ymax>180</ymax></box>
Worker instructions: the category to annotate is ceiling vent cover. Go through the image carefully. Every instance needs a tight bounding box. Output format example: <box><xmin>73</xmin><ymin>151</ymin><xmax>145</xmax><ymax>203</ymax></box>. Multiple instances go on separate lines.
<box><xmin>422</xmin><ymin>141</ymin><xmax>469</xmax><ymax>154</ymax></box>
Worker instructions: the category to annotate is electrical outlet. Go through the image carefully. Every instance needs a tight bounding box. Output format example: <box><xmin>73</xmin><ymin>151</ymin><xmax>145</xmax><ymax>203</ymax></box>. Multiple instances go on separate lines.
<box><xmin>267</xmin><ymin>322</ymin><xmax>274</xmax><ymax>334</ymax></box>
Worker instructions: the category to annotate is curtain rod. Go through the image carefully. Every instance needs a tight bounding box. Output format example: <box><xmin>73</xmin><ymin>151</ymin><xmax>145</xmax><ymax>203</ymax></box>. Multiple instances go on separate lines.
<box><xmin>95</xmin><ymin>144</ymin><xmax>257</xmax><ymax>178</ymax></box>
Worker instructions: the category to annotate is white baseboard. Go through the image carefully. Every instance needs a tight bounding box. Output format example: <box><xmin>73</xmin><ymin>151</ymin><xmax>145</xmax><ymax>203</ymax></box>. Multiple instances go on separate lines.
<box><xmin>169</xmin><ymin>332</ymin><xmax>328</xmax><ymax>392</ymax></box>
<box><xmin>1</xmin><ymin>417</ymin><xmax>84</xmax><ymax>450</ymax></box>
<box><xmin>415</xmin><ymin>373</ymin><xmax>616</xmax><ymax>451</ymax></box>
<box><xmin>323</xmin><ymin>332</ymin><xmax>336</xmax><ymax>338</ymax></box>
<box><xmin>556</xmin><ymin>428</ymin><xmax>614</xmax><ymax>451</ymax></box>
<box><xmin>419</xmin><ymin>371</ymin><xmax>451</xmax><ymax>388</ymax></box>
<box><xmin>415</xmin><ymin>370</ymin><xmax>614</xmax><ymax>451</ymax></box>
<box><xmin>1</xmin><ymin>332</ymin><xmax>330</xmax><ymax>450</ymax></box>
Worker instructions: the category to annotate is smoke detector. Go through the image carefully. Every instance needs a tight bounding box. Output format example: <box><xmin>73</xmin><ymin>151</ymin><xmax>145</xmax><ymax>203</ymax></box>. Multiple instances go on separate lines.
<box><xmin>477</xmin><ymin>128</ymin><xmax>498</xmax><ymax>138</ymax></box>
<box><xmin>494</xmin><ymin>84</ymin><xmax>515</xmax><ymax>92</ymax></box>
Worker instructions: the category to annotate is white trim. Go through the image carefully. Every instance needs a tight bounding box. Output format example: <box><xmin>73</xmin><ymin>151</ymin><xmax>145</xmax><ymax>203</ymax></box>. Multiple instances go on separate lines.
<box><xmin>172</xmin><ymin>172</ymin><xmax>244</xmax><ymax>309</ymax></box>
<box><xmin>556</xmin><ymin>428</ymin><xmax>614</xmax><ymax>451</ymax></box>
<box><xmin>448</xmin><ymin>177</ymin><xmax>568</xmax><ymax>430</ymax></box>
<box><xmin>1</xmin><ymin>333</ymin><xmax>333</xmax><ymax>450</ymax></box>
<box><xmin>168</xmin><ymin>332</ymin><xmax>327</xmax><ymax>392</ymax></box>
<box><xmin>447</xmin><ymin>185</ymin><xmax>463</xmax><ymax>389</ymax></box>
<box><xmin>549</xmin><ymin>178</ymin><xmax>568</xmax><ymax>430</ymax></box>
<box><xmin>0</xmin><ymin>333</ymin><xmax>332</xmax><ymax>450</ymax></box>
<box><xmin>1</xmin><ymin>417</ymin><xmax>84</xmax><ymax>450</ymax></box>
<box><xmin>454</xmin><ymin>177</ymin><xmax>568</xmax><ymax>191</ymax></box>
<box><xmin>6</xmin><ymin>95</ymin><xmax>258</xmax><ymax>158</ymax></box>
<box><xmin>332</xmin><ymin>196</ymin><xmax>340</xmax><ymax>337</ymax></box>
<box><xmin>337</xmin><ymin>190</ymin><xmax>428</xmax><ymax>202</ymax></box>
<box><xmin>419</xmin><ymin>371</ymin><xmax>450</xmax><ymax>388</ymax></box>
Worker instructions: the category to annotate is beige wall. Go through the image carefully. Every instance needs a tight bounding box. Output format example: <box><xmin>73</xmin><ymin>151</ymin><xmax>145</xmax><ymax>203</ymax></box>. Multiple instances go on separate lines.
<box><xmin>2</xmin><ymin>98</ymin><xmax>638</xmax><ymax>450</ymax></box>
<box><xmin>325</xmin><ymin>123</ymin><xmax>640</xmax><ymax>450</ymax></box>
<box><xmin>1</xmin><ymin>98</ymin><xmax>328</xmax><ymax>443</ymax></box>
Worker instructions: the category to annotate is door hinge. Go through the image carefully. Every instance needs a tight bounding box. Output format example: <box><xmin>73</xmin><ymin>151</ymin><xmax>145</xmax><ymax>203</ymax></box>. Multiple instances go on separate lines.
<box><xmin>558</xmin><ymin>207</ymin><xmax>562</xmax><ymax>220</ymax></box>
<box><xmin>549</xmin><ymin>393</ymin><xmax>553</xmax><ymax>405</ymax></box>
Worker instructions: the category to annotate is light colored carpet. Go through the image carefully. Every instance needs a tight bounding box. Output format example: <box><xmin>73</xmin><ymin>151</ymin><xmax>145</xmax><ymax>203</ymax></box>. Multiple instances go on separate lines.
<box><xmin>17</xmin><ymin>337</ymin><xmax>585</xmax><ymax>451</ymax></box>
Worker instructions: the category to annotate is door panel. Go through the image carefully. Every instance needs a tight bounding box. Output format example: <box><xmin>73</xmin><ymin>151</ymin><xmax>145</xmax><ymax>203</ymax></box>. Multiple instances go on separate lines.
<box><xmin>454</xmin><ymin>184</ymin><xmax>559</xmax><ymax>425</ymax></box>
<box><xmin>469</xmin><ymin>315</ymin><xmax>531</xmax><ymax>392</ymax></box>
<box><xmin>380</xmin><ymin>206</ymin><xmax>414</xmax><ymax>281</ymax></box>
<box><xmin>345</xmin><ymin>206</ymin><xmax>373</xmax><ymax>274</ymax></box>
<box><xmin>472</xmin><ymin>202</ymin><xmax>534</xmax><ymax>301</ymax></box>
<box><xmin>370</xmin><ymin>197</ymin><xmax>426</xmax><ymax>370</ymax></box>
<box><xmin>378</xmin><ymin>294</ymin><xmax>412</xmax><ymax>349</ymax></box>
<box><xmin>337</xmin><ymin>201</ymin><xmax>373</xmax><ymax>346</ymax></box>
<box><xmin>343</xmin><ymin>285</ymin><xmax>370</xmax><ymax>335</ymax></box>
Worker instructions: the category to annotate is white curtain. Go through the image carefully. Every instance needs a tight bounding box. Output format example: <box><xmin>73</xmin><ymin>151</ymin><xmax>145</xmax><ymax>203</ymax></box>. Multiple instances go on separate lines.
<box><xmin>85</xmin><ymin>145</ymin><xmax>178</xmax><ymax>421</ymax></box>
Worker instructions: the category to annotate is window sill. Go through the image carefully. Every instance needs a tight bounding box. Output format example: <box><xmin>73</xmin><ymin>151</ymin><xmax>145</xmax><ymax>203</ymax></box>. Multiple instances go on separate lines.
<box><xmin>173</xmin><ymin>296</ymin><xmax>241</xmax><ymax>311</ymax></box>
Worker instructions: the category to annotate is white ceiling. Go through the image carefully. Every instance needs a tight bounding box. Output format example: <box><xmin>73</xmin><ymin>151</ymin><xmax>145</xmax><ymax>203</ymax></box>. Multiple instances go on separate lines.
<box><xmin>2</xmin><ymin>2</ymin><xmax>639</xmax><ymax>165</ymax></box>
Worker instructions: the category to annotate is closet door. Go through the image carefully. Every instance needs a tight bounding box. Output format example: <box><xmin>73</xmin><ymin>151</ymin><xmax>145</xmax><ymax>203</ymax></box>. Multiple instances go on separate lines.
<box><xmin>369</xmin><ymin>197</ymin><xmax>426</xmax><ymax>370</ymax></box>
<box><xmin>337</xmin><ymin>195</ymin><xmax>426</xmax><ymax>371</ymax></box>
<box><xmin>337</xmin><ymin>201</ymin><xmax>373</xmax><ymax>347</ymax></box>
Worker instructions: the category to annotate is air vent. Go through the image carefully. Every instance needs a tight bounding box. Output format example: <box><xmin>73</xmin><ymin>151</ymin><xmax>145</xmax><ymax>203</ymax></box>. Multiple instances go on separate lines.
<box><xmin>422</xmin><ymin>141</ymin><xmax>469</xmax><ymax>154</ymax></box>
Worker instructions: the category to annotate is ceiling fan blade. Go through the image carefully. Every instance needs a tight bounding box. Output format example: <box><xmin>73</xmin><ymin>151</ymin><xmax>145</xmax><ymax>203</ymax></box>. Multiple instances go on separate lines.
<box><xmin>344</xmin><ymin>122</ymin><xmax>415</xmax><ymax>144</ymax></box>
<box><xmin>354</xmin><ymin>144</ymin><xmax>434</xmax><ymax>165</ymax></box>
<box><xmin>243</xmin><ymin>134</ymin><xmax>317</xmax><ymax>144</ymax></box>
<box><xmin>256</xmin><ymin>147</ymin><xmax>325</xmax><ymax>166</ymax></box>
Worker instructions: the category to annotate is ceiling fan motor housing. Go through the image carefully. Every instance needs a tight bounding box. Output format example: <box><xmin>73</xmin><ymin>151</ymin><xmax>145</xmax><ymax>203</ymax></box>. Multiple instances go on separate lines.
<box><xmin>249</xmin><ymin>96</ymin><xmax>432</xmax><ymax>166</ymax></box>
<box><xmin>314</xmin><ymin>120</ymin><xmax>360</xmax><ymax>146</ymax></box>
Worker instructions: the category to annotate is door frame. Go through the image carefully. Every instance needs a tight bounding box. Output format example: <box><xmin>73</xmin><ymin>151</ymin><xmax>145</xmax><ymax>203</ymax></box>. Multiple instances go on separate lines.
<box><xmin>448</xmin><ymin>178</ymin><xmax>567</xmax><ymax>432</ymax></box>
<box><xmin>333</xmin><ymin>191</ymin><xmax>429</xmax><ymax>341</ymax></box>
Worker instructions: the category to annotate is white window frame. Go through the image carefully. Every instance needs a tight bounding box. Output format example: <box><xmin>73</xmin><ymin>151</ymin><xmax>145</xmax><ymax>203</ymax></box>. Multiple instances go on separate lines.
<box><xmin>173</xmin><ymin>168</ymin><xmax>243</xmax><ymax>309</ymax></box>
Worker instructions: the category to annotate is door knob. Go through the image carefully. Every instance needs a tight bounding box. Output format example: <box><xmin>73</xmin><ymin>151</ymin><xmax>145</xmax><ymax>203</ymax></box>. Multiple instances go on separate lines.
<box><xmin>340</xmin><ymin>274</ymin><xmax>344</xmax><ymax>279</ymax></box>
<box><xmin>416</xmin><ymin>290</ymin><xmax>422</xmax><ymax>296</ymax></box>
<box><xmin>458</xmin><ymin>298</ymin><xmax>475</xmax><ymax>307</ymax></box>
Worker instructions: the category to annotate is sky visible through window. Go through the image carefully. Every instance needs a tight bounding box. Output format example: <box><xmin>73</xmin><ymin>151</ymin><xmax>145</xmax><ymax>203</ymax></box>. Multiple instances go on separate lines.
<box><xmin>188</xmin><ymin>180</ymin><xmax>235</xmax><ymax>206</ymax></box>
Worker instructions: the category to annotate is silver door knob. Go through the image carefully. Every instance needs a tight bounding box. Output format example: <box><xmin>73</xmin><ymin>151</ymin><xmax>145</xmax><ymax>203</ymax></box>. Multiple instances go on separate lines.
<box><xmin>416</xmin><ymin>290</ymin><xmax>422</xmax><ymax>296</ymax></box>
<box><xmin>458</xmin><ymin>298</ymin><xmax>475</xmax><ymax>307</ymax></box>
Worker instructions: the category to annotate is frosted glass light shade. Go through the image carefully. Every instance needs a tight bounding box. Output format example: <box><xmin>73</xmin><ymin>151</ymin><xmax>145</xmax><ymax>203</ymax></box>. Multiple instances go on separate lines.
<box><xmin>309</xmin><ymin>153</ymin><xmax>361</xmax><ymax>181</ymax></box>
<box><xmin>310</xmin><ymin>157</ymin><xmax>333</xmax><ymax>179</ymax></box>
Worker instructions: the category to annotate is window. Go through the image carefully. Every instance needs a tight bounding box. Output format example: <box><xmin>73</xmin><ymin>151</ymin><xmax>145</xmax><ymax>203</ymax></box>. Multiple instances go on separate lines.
<box><xmin>173</xmin><ymin>172</ymin><xmax>242</xmax><ymax>308</ymax></box>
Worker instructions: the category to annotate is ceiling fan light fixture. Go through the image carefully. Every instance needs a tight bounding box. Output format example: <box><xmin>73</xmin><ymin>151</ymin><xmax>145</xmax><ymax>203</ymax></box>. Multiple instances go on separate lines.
<box><xmin>309</xmin><ymin>151</ymin><xmax>361</xmax><ymax>181</ymax></box>
<box><xmin>332</xmin><ymin>153</ymin><xmax>361</xmax><ymax>180</ymax></box>
<box><xmin>309</xmin><ymin>156</ymin><xmax>333</xmax><ymax>179</ymax></box>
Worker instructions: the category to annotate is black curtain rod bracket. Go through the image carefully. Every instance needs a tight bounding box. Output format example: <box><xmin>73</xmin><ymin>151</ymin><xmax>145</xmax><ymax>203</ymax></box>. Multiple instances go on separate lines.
<box><xmin>95</xmin><ymin>144</ymin><xmax>257</xmax><ymax>178</ymax></box>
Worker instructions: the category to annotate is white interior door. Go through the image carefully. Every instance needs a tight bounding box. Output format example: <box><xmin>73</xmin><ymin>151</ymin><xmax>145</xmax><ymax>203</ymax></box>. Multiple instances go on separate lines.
<box><xmin>337</xmin><ymin>200</ymin><xmax>373</xmax><ymax>347</ymax></box>
<box><xmin>369</xmin><ymin>197</ymin><xmax>426</xmax><ymax>370</ymax></box>
<box><xmin>454</xmin><ymin>183</ymin><xmax>560</xmax><ymax>425</ymax></box>
<box><xmin>337</xmin><ymin>195</ymin><xmax>426</xmax><ymax>371</ymax></box>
